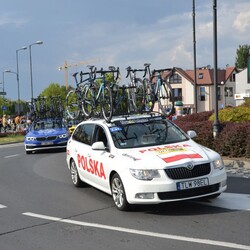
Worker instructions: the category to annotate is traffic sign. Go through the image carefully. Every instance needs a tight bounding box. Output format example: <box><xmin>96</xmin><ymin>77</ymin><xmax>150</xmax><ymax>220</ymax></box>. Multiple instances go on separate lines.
<box><xmin>0</xmin><ymin>92</ymin><xmax>6</xmax><ymax>95</ymax></box>
<box><xmin>2</xmin><ymin>105</ymin><xmax>7</xmax><ymax>111</ymax></box>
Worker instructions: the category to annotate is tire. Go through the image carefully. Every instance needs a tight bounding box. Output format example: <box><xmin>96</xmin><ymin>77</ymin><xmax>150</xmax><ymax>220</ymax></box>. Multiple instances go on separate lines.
<box><xmin>129</xmin><ymin>78</ymin><xmax>145</xmax><ymax>113</ymax></box>
<box><xmin>26</xmin><ymin>150</ymin><xmax>32</xmax><ymax>154</ymax></box>
<box><xmin>82</xmin><ymin>84</ymin><xmax>96</xmax><ymax>118</ymax></box>
<box><xmin>143</xmin><ymin>78</ymin><xmax>155</xmax><ymax>112</ymax></box>
<box><xmin>157</xmin><ymin>81</ymin><xmax>174</xmax><ymax>116</ymax></box>
<box><xmin>66</xmin><ymin>90</ymin><xmax>80</xmax><ymax>120</ymax></box>
<box><xmin>111</xmin><ymin>173</ymin><xmax>130</xmax><ymax>211</ymax></box>
<box><xmin>101</xmin><ymin>85</ymin><xmax>113</xmax><ymax>123</ymax></box>
<box><xmin>70</xmin><ymin>159</ymin><xmax>84</xmax><ymax>187</ymax></box>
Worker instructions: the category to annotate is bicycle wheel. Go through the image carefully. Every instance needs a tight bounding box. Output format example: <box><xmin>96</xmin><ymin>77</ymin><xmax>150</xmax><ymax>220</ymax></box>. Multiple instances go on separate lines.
<box><xmin>82</xmin><ymin>83</ymin><xmax>99</xmax><ymax>118</ymax></box>
<box><xmin>66</xmin><ymin>90</ymin><xmax>80</xmax><ymax>119</ymax></box>
<box><xmin>101</xmin><ymin>84</ymin><xmax>113</xmax><ymax>122</ymax></box>
<box><xmin>157</xmin><ymin>81</ymin><xmax>174</xmax><ymax>116</ymax></box>
<box><xmin>143</xmin><ymin>78</ymin><xmax>155</xmax><ymax>112</ymax></box>
<box><xmin>129</xmin><ymin>78</ymin><xmax>145</xmax><ymax>113</ymax></box>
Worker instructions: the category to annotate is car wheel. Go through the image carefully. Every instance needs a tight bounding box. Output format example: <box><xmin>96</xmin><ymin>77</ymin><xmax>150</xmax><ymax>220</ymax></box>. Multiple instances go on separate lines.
<box><xmin>26</xmin><ymin>151</ymin><xmax>32</xmax><ymax>154</ymax></box>
<box><xmin>70</xmin><ymin>159</ymin><xmax>84</xmax><ymax>187</ymax></box>
<box><xmin>111</xmin><ymin>173</ymin><xmax>130</xmax><ymax>211</ymax></box>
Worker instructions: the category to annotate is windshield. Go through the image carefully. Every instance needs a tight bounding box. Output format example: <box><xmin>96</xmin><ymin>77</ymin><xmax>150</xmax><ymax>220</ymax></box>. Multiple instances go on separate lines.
<box><xmin>109</xmin><ymin>118</ymin><xmax>188</xmax><ymax>149</ymax></box>
<box><xmin>32</xmin><ymin>119</ymin><xmax>66</xmax><ymax>130</ymax></box>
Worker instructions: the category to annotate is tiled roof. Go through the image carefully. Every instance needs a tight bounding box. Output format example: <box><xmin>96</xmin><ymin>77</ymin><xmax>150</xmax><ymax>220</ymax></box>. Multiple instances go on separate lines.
<box><xmin>184</xmin><ymin>66</ymin><xmax>236</xmax><ymax>85</ymax></box>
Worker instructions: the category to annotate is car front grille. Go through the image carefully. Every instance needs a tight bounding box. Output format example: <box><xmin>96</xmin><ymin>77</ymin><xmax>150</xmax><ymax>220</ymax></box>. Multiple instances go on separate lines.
<box><xmin>164</xmin><ymin>163</ymin><xmax>211</xmax><ymax>180</ymax></box>
<box><xmin>158</xmin><ymin>183</ymin><xmax>220</xmax><ymax>200</ymax></box>
<box><xmin>36</xmin><ymin>136</ymin><xmax>58</xmax><ymax>141</ymax></box>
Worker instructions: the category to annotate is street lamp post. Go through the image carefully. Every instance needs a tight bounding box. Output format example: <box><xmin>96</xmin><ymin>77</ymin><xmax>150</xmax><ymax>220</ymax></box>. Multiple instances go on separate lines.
<box><xmin>29</xmin><ymin>41</ymin><xmax>43</xmax><ymax>101</ymax></box>
<box><xmin>16</xmin><ymin>46</ymin><xmax>27</xmax><ymax>114</ymax></box>
<box><xmin>4</xmin><ymin>70</ymin><xmax>19</xmax><ymax>113</ymax></box>
<box><xmin>2</xmin><ymin>71</ymin><xmax>7</xmax><ymax>114</ymax></box>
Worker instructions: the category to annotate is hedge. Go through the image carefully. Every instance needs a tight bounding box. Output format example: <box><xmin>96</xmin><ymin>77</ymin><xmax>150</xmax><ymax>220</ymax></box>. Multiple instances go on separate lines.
<box><xmin>173</xmin><ymin>109</ymin><xmax>250</xmax><ymax>158</ymax></box>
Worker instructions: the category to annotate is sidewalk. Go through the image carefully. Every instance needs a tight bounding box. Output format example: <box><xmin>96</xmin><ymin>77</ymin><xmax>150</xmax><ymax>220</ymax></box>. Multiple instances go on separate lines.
<box><xmin>223</xmin><ymin>157</ymin><xmax>250</xmax><ymax>178</ymax></box>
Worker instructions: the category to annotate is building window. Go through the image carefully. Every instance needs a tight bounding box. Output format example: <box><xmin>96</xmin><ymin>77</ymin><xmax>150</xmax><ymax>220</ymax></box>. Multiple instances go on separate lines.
<box><xmin>169</xmin><ymin>73</ymin><xmax>182</xmax><ymax>84</ymax></box>
<box><xmin>230</xmin><ymin>73</ymin><xmax>235</xmax><ymax>82</ymax></box>
<box><xmin>198</xmin><ymin>73</ymin><xmax>203</xmax><ymax>79</ymax></box>
<box><xmin>199</xmin><ymin>86</ymin><xmax>206</xmax><ymax>101</ymax></box>
<box><xmin>173</xmin><ymin>88</ymin><xmax>182</xmax><ymax>101</ymax></box>
<box><xmin>225</xmin><ymin>87</ymin><xmax>233</xmax><ymax>97</ymax></box>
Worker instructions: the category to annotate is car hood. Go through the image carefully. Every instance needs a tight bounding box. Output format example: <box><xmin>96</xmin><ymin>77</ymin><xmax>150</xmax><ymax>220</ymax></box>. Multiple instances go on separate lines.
<box><xmin>26</xmin><ymin>128</ymin><xmax>68</xmax><ymax>137</ymax></box>
<box><xmin>117</xmin><ymin>139</ymin><xmax>219</xmax><ymax>169</ymax></box>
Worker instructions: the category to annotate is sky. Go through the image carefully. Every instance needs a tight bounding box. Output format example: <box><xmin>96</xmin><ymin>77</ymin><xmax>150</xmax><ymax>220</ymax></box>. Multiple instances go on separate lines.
<box><xmin>1</xmin><ymin>0</ymin><xmax>250</xmax><ymax>101</ymax></box>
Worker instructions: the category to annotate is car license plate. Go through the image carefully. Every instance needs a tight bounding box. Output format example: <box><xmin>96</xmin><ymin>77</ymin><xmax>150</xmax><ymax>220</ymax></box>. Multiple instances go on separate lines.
<box><xmin>177</xmin><ymin>178</ymin><xmax>209</xmax><ymax>190</ymax></box>
<box><xmin>41</xmin><ymin>141</ymin><xmax>53</xmax><ymax>145</ymax></box>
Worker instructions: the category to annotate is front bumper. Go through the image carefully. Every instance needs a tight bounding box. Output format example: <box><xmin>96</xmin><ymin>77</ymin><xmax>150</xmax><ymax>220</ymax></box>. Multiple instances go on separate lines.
<box><xmin>25</xmin><ymin>140</ymin><xmax>68</xmax><ymax>152</ymax></box>
<box><xmin>122</xmin><ymin>169</ymin><xmax>227</xmax><ymax>205</ymax></box>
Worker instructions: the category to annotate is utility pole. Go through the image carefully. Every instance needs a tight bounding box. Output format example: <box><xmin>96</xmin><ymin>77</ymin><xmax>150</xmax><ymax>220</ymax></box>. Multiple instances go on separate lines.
<box><xmin>213</xmin><ymin>0</ymin><xmax>220</xmax><ymax>137</ymax></box>
<box><xmin>193</xmin><ymin>0</ymin><xmax>198</xmax><ymax>113</ymax></box>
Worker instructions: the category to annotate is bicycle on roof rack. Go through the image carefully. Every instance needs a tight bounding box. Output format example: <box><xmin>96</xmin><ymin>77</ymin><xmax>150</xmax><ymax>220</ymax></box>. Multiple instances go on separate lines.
<box><xmin>82</xmin><ymin>66</ymin><xmax>118</xmax><ymax>123</ymax></box>
<box><xmin>49</xmin><ymin>95</ymin><xmax>64</xmax><ymax>118</ymax></box>
<box><xmin>142</xmin><ymin>63</ymin><xmax>175</xmax><ymax>117</ymax></box>
<box><xmin>66</xmin><ymin>65</ymin><xmax>96</xmax><ymax>120</ymax></box>
<box><xmin>27</xmin><ymin>95</ymin><xmax>65</xmax><ymax>120</ymax></box>
<box><xmin>125</xmin><ymin>66</ymin><xmax>146</xmax><ymax>113</ymax></box>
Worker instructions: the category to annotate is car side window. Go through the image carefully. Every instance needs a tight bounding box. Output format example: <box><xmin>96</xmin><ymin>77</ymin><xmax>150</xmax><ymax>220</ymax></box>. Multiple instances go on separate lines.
<box><xmin>72</xmin><ymin>124</ymin><xmax>94</xmax><ymax>145</ymax></box>
<box><xmin>93</xmin><ymin>125</ymin><xmax>108</xmax><ymax>147</ymax></box>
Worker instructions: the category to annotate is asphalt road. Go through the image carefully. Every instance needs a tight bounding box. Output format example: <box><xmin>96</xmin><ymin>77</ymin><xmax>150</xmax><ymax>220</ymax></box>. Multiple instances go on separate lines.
<box><xmin>0</xmin><ymin>143</ymin><xmax>250</xmax><ymax>250</ymax></box>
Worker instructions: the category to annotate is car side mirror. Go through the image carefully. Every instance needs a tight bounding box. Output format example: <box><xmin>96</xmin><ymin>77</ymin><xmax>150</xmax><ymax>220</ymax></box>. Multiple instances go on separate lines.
<box><xmin>187</xmin><ymin>130</ymin><xmax>197</xmax><ymax>138</ymax></box>
<box><xmin>92</xmin><ymin>141</ymin><xmax>106</xmax><ymax>151</ymax></box>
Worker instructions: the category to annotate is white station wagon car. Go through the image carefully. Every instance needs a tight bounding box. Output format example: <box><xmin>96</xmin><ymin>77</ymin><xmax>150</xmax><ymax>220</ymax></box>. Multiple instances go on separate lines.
<box><xmin>66</xmin><ymin>114</ymin><xmax>227</xmax><ymax>210</ymax></box>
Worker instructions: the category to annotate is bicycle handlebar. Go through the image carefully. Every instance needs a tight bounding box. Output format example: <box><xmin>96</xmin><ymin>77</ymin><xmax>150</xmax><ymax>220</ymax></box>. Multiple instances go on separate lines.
<box><xmin>126</xmin><ymin>66</ymin><xmax>146</xmax><ymax>81</ymax></box>
<box><xmin>151</xmin><ymin>67</ymin><xmax>174</xmax><ymax>81</ymax></box>
<box><xmin>96</xmin><ymin>66</ymin><xmax>120</xmax><ymax>81</ymax></box>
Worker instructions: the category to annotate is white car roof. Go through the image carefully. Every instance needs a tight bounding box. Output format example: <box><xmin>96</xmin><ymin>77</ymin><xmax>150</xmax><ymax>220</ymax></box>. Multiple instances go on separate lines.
<box><xmin>77</xmin><ymin>113</ymin><xmax>166</xmax><ymax>127</ymax></box>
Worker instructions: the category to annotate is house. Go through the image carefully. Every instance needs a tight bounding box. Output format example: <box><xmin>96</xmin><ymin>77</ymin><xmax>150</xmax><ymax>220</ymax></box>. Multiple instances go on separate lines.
<box><xmin>162</xmin><ymin>66</ymin><xmax>237</xmax><ymax>113</ymax></box>
<box><xmin>235</xmin><ymin>68</ymin><xmax>250</xmax><ymax>106</ymax></box>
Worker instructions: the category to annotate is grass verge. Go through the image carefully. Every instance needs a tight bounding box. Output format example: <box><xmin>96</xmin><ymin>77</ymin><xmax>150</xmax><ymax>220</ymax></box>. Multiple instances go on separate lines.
<box><xmin>0</xmin><ymin>134</ymin><xmax>25</xmax><ymax>145</ymax></box>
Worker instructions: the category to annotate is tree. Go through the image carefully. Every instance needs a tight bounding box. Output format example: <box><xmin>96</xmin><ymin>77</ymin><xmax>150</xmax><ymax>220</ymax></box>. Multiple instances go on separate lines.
<box><xmin>235</xmin><ymin>44</ymin><xmax>250</xmax><ymax>69</ymax></box>
<box><xmin>39</xmin><ymin>83</ymin><xmax>68</xmax><ymax>107</ymax></box>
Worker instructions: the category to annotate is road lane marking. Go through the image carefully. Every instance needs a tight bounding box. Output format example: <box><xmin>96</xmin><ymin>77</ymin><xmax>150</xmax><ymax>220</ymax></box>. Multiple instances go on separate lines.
<box><xmin>4</xmin><ymin>154</ymin><xmax>19</xmax><ymax>158</ymax></box>
<box><xmin>23</xmin><ymin>212</ymin><xmax>250</xmax><ymax>250</ymax></box>
<box><xmin>0</xmin><ymin>204</ymin><xmax>7</xmax><ymax>208</ymax></box>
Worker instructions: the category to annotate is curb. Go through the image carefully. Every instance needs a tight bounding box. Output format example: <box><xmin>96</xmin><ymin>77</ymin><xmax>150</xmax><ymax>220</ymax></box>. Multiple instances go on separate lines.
<box><xmin>223</xmin><ymin>157</ymin><xmax>250</xmax><ymax>178</ymax></box>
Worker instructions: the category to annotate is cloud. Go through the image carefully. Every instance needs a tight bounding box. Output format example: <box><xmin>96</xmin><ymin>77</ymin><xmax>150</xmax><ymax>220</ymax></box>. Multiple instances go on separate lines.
<box><xmin>0</xmin><ymin>12</ymin><xmax>28</xmax><ymax>27</ymax></box>
<box><xmin>233</xmin><ymin>11</ymin><xmax>250</xmax><ymax>33</ymax></box>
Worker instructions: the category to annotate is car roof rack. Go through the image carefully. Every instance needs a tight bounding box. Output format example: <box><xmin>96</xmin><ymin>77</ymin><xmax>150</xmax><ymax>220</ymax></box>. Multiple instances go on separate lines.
<box><xmin>109</xmin><ymin>111</ymin><xmax>167</xmax><ymax>123</ymax></box>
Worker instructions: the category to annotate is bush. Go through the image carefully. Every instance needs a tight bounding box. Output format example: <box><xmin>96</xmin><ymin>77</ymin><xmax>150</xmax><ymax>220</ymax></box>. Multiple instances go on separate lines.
<box><xmin>176</xmin><ymin>111</ymin><xmax>213</xmax><ymax>122</ymax></box>
<box><xmin>175</xmin><ymin>120</ymin><xmax>215</xmax><ymax>149</ymax></box>
<box><xmin>214</xmin><ymin>122</ymin><xmax>250</xmax><ymax>158</ymax></box>
<box><xmin>0</xmin><ymin>131</ymin><xmax>26</xmax><ymax>138</ymax></box>
<box><xmin>173</xmin><ymin>108</ymin><xmax>250</xmax><ymax>158</ymax></box>
<box><xmin>209</xmin><ymin>103</ymin><xmax>250</xmax><ymax>122</ymax></box>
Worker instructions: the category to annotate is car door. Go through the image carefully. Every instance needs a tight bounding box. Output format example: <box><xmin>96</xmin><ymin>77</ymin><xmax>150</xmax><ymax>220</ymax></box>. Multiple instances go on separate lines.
<box><xmin>71</xmin><ymin>123</ymin><xmax>95</xmax><ymax>184</ymax></box>
<box><xmin>86</xmin><ymin>124</ymin><xmax>112</xmax><ymax>193</ymax></box>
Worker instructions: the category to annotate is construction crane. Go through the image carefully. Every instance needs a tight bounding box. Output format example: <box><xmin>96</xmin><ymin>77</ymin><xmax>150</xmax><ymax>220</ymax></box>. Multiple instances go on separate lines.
<box><xmin>58</xmin><ymin>58</ymin><xmax>100</xmax><ymax>89</ymax></box>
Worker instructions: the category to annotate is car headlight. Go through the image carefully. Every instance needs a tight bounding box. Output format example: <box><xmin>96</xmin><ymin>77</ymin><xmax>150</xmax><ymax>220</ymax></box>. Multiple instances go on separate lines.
<box><xmin>26</xmin><ymin>137</ymin><xmax>36</xmax><ymax>141</ymax></box>
<box><xmin>130</xmin><ymin>169</ymin><xmax>160</xmax><ymax>181</ymax></box>
<box><xmin>212</xmin><ymin>157</ymin><xmax>224</xmax><ymax>170</ymax></box>
<box><xmin>59</xmin><ymin>133</ymin><xmax>68</xmax><ymax>139</ymax></box>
